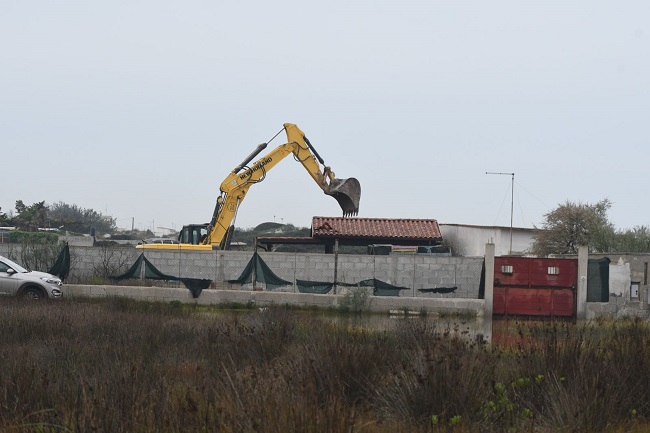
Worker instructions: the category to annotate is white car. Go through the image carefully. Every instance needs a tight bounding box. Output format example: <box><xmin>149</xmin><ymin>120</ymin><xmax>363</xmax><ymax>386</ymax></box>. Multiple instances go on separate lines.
<box><xmin>0</xmin><ymin>255</ymin><xmax>63</xmax><ymax>300</ymax></box>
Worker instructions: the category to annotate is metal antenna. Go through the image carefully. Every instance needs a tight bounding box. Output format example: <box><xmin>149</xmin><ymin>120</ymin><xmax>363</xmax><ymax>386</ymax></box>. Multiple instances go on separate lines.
<box><xmin>486</xmin><ymin>172</ymin><xmax>515</xmax><ymax>254</ymax></box>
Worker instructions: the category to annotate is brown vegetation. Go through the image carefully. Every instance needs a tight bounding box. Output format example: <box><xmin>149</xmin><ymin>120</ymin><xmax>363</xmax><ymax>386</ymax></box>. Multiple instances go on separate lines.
<box><xmin>1</xmin><ymin>299</ymin><xmax>650</xmax><ymax>432</ymax></box>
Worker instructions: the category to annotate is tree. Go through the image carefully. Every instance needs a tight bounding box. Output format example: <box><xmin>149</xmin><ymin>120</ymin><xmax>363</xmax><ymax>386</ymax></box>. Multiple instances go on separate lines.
<box><xmin>0</xmin><ymin>207</ymin><xmax>10</xmax><ymax>227</ymax></box>
<box><xmin>531</xmin><ymin>199</ymin><xmax>615</xmax><ymax>256</ymax></box>
<box><xmin>13</xmin><ymin>200</ymin><xmax>48</xmax><ymax>231</ymax></box>
<box><xmin>48</xmin><ymin>202</ymin><xmax>116</xmax><ymax>234</ymax></box>
<box><xmin>3</xmin><ymin>200</ymin><xmax>117</xmax><ymax>235</ymax></box>
<box><xmin>611</xmin><ymin>226</ymin><xmax>650</xmax><ymax>253</ymax></box>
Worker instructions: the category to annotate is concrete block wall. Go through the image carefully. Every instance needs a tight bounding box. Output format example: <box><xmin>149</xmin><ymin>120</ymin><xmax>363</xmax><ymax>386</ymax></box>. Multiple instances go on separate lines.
<box><xmin>293</xmin><ymin>254</ymin><xmax>336</xmax><ymax>282</ymax></box>
<box><xmin>259</xmin><ymin>252</ymin><xmax>302</xmax><ymax>293</ymax></box>
<box><xmin>144</xmin><ymin>250</ymin><xmax>217</xmax><ymax>281</ymax></box>
<box><xmin>0</xmin><ymin>244</ymin><xmax>486</xmax><ymax>299</ymax></box>
<box><xmin>336</xmin><ymin>255</ymin><xmax>375</xmax><ymax>285</ymax></box>
<box><xmin>332</xmin><ymin>254</ymin><xmax>484</xmax><ymax>298</ymax></box>
<box><xmin>7</xmin><ymin>240</ymin><xmax>650</xmax><ymax>320</ymax></box>
<box><xmin>74</xmin><ymin>246</ymin><xmax>141</xmax><ymax>281</ymax></box>
<box><xmin>218</xmin><ymin>251</ymin><xmax>252</xmax><ymax>283</ymax></box>
<box><xmin>586</xmin><ymin>295</ymin><xmax>650</xmax><ymax>320</ymax></box>
<box><xmin>59</xmin><ymin>235</ymin><xmax>94</xmax><ymax>247</ymax></box>
<box><xmin>589</xmin><ymin>253</ymin><xmax>650</xmax><ymax>308</ymax></box>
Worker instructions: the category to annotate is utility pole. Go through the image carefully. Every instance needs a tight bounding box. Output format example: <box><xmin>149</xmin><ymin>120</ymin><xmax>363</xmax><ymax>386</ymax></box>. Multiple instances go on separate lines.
<box><xmin>486</xmin><ymin>172</ymin><xmax>514</xmax><ymax>254</ymax></box>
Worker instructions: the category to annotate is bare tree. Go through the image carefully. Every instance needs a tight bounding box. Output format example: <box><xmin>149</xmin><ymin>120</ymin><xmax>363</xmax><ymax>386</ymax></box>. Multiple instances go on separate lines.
<box><xmin>92</xmin><ymin>245</ymin><xmax>136</xmax><ymax>282</ymax></box>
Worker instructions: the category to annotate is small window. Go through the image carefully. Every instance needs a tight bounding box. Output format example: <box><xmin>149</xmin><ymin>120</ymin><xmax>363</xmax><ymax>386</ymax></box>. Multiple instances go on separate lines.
<box><xmin>501</xmin><ymin>265</ymin><xmax>513</xmax><ymax>274</ymax></box>
<box><xmin>548</xmin><ymin>266</ymin><xmax>560</xmax><ymax>275</ymax></box>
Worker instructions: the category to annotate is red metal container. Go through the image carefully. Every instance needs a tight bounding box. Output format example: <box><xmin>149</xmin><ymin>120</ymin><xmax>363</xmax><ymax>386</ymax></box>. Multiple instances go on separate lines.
<box><xmin>494</xmin><ymin>257</ymin><xmax>577</xmax><ymax>317</ymax></box>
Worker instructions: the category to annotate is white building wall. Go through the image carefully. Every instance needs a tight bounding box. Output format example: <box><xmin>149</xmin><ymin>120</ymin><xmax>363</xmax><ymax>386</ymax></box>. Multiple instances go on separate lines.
<box><xmin>609</xmin><ymin>258</ymin><xmax>632</xmax><ymax>298</ymax></box>
<box><xmin>439</xmin><ymin>224</ymin><xmax>536</xmax><ymax>257</ymax></box>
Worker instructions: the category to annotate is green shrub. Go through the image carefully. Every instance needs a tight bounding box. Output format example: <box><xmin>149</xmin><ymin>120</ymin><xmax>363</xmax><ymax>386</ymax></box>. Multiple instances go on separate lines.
<box><xmin>8</xmin><ymin>230</ymin><xmax>58</xmax><ymax>244</ymax></box>
<box><xmin>338</xmin><ymin>287</ymin><xmax>371</xmax><ymax>314</ymax></box>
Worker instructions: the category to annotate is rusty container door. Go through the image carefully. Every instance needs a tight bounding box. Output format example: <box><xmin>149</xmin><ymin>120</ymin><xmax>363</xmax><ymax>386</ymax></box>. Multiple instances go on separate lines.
<box><xmin>494</xmin><ymin>257</ymin><xmax>577</xmax><ymax>317</ymax></box>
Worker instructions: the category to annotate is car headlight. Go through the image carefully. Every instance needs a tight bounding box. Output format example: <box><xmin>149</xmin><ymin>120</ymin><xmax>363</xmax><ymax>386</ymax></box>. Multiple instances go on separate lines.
<box><xmin>41</xmin><ymin>277</ymin><xmax>62</xmax><ymax>285</ymax></box>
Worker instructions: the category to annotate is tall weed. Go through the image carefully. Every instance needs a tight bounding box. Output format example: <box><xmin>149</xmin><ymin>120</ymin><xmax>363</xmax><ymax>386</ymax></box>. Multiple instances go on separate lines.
<box><xmin>2</xmin><ymin>301</ymin><xmax>650</xmax><ymax>433</ymax></box>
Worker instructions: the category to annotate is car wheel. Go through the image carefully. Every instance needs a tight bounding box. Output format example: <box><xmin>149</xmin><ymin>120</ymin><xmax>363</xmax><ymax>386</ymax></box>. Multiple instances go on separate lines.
<box><xmin>21</xmin><ymin>286</ymin><xmax>46</xmax><ymax>300</ymax></box>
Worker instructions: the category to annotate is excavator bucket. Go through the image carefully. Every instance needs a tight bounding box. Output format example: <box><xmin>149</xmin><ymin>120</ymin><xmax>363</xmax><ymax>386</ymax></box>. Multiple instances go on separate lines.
<box><xmin>327</xmin><ymin>178</ymin><xmax>361</xmax><ymax>217</ymax></box>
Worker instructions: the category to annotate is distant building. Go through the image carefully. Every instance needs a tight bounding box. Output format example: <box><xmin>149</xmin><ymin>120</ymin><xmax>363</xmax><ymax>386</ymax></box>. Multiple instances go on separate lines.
<box><xmin>439</xmin><ymin>224</ymin><xmax>538</xmax><ymax>257</ymax></box>
<box><xmin>0</xmin><ymin>227</ymin><xmax>15</xmax><ymax>244</ymax></box>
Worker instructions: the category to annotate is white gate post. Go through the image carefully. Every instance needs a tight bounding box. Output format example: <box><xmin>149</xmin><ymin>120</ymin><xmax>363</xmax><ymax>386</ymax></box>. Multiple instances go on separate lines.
<box><xmin>576</xmin><ymin>245</ymin><xmax>588</xmax><ymax>319</ymax></box>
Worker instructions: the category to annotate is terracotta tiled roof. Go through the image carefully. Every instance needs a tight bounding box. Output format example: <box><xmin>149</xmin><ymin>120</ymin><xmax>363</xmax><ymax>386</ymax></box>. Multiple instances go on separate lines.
<box><xmin>311</xmin><ymin>217</ymin><xmax>442</xmax><ymax>241</ymax></box>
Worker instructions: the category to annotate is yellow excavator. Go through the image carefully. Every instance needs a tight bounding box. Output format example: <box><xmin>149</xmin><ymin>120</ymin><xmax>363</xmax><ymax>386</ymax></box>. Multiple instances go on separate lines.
<box><xmin>136</xmin><ymin>123</ymin><xmax>361</xmax><ymax>251</ymax></box>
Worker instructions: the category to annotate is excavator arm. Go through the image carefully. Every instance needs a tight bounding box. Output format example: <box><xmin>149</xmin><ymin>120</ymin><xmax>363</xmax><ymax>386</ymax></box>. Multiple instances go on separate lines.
<box><xmin>203</xmin><ymin>123</ymin><xmax>360</xmax><ymax>249</ymax></box>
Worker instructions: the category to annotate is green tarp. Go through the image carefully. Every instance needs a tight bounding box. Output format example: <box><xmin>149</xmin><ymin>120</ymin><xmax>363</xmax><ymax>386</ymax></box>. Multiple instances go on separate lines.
<box><xmin>418</xmin><ymin>286</ymin><xmax>457</xmax><ymax>294</ymax></box>
<box><xmin>478</xmin><ymin>260</ymin><xmax>486</xmax><ymax>299</ymax></box>
<box><xmin>353</xmin><ymin>278</ymin><xmax>408</xmax><ymax>296</ymax></box>
<box><xmin>297</xmin><ymin>280</ymin><xmax>459</xmax><ymax>296</ymax></box>
<box><xmin>296</xmin><ymin>280</ymin><xmax>334</xmax><ymax>294</ymax></box>
<box><xmin>587</xmin><ymin>257</ymin><xmax>610</xmax><ymax>302</ymax></box>
<box><xmin>230</xmin><ymin>254</ymin><xmax>453</xmax><ymax>297</ymax></box>
<box><xmin>180</xmin><ymin>278</ymin><xmax>212</xmax><ymax>299</ymax></box>
<box><xmin>296</xmin><ymin>278</ymin><xmax>409</xmax><ymax>296</ymax></box>
<box><xmin>48</xmin><ymin>242</ymin><xmax>71</xmax><ymax>282</ymax></box>
<box><xmin>110</xmin><ymin>253</ymin><xmax>211</xmax><ymax>298</ymax></box>
<box><xmin>111</xmin><ymin>254</ymin><xmax>176</xmax><ymax>281</ymax></box>
<box><xmin>228</xmin><ymin>252</ymin><xmax>292</xmax><ymax>291</ymax></box>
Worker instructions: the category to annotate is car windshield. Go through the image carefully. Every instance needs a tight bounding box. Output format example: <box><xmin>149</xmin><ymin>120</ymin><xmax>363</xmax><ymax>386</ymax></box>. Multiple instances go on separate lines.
<box><xmin>0</xmin><ymin>257</ymin><xmax>29</xmax><ymax>273</ymax></box>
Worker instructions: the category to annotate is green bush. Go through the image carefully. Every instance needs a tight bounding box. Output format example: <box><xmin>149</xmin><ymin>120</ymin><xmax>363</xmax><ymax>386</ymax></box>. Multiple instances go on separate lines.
<box><xmin>338</xmin><ymin>287</ymin><xmax>371</xmax><ymax>314</ymax></box>
<box><xmin>8</xmin><ymin>230</ymin><xmax>58</xmax><ymax>244</ymax></box>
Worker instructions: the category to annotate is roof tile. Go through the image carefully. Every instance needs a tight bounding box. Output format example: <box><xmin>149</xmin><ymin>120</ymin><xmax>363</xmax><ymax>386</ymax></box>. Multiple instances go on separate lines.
<box><xmin>311</xmin><ymin>217</ymin><xmax>442</xmax><ymax>241</ymax></box>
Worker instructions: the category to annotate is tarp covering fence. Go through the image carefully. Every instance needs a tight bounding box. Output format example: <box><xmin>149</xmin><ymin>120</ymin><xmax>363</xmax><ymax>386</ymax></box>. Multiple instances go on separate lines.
<box><xmin>228</xmin><ymin>252</ymin><xmax>292</xmax><ymax>290</ymax></box>
<box><xmin>110</xmin><ymin>253</ymin><xmax>212</xmax><ymax>298</ymax></box>
<box><xmin>229</xmin><ymin>253</ymin><xmax>454</xmax><ymax>297</ymax></box>
<box><xmin>105</xmin><ymin>252</ymin><xmax>470</xmax><ymax>298</ymax></box>
<box><xmin>296</xmin><ymin>280</ymin><xmax>334</xmax><ymax>294</ymax></box>
<box><xmin>48</xmin><ymin>242</ymin><xmax>71</xmax><ymax>282</ymax></box>
<box><xmin>418</xmin><ymin>286</ymin><xmax>457</xmax><ymax>294</ymax></box>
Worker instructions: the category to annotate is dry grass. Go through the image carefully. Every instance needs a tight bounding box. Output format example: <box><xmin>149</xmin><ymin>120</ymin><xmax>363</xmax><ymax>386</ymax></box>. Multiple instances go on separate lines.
<box><xmin>1</xmin><ymin>298</ymin><xmax>650</xmax><ymax>432</ymax></box>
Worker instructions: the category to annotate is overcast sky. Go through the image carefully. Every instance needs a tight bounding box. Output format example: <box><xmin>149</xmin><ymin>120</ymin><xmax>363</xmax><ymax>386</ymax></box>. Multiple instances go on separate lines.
<box><xmin>2</xmin><ymin>0</ymin><xmax>648</xmax><ymax>234</ymax></box>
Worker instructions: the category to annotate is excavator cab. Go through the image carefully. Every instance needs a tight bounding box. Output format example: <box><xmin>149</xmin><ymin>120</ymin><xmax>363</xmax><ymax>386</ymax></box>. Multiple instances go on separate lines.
<box><xmin>327</xmin><ymin>177</ymin><xmax>361</xmax><ymax>217</ymax></box>
<box><xmin>178</xmin><ymin>223</ymin><xmax>209</xmax><ymax>245</ymax></box>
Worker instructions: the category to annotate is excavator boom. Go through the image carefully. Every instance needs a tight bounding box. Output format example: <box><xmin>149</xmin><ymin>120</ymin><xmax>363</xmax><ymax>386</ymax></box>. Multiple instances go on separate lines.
<box><xmin>282</xmin><ymin>123</ymin><xmax>360</xmax><ymax>215</ymax></box>
<box><xmin>136</xmin><ymin>123</ymin><xmax>360</xmax><ymax>251</ymax></box>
